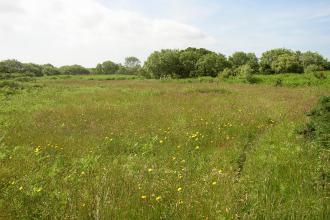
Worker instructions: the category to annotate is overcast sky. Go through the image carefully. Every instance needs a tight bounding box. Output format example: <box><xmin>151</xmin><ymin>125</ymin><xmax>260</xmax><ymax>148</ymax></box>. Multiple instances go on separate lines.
<box><xmin>0</xmin><ymin>0</ymin><xmax>329</xmax><ymax>67</ymax></box>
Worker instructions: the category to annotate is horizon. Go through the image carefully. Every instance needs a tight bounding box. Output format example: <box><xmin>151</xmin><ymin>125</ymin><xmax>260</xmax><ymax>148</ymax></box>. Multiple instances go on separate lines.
<box><xmin>1</xmin><ymin>0</ymin><xmax>330</xmax><ymax>67</ymax></box>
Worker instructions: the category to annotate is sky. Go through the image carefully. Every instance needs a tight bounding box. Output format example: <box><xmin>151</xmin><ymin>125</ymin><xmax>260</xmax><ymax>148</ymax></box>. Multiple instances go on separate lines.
<box><xmin>0</xmin><ymin>0</ymin><xmax>329</xmax><ymax>67</ymax></box>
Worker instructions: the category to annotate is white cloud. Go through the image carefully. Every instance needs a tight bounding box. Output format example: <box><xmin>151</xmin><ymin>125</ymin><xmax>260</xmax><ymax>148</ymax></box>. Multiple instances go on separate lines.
<box><xmin>0</xmin><ymin>0</ymin><xmax>217</xmax><ymax>66</ymax></box>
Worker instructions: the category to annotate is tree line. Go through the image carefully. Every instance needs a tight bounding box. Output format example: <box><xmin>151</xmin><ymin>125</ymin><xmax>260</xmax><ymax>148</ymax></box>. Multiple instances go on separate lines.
<box><xmin>0</xmin><ymin>48</ymin><xmax>329</xmax><ymax>78</ymax></box>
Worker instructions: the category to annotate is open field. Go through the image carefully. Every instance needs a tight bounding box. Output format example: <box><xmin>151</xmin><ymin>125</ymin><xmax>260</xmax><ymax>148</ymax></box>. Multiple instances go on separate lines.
<box><xmin>0</xmin><ymin>76</ymin><xmax>329</xmax><ymax>219</ymax></box>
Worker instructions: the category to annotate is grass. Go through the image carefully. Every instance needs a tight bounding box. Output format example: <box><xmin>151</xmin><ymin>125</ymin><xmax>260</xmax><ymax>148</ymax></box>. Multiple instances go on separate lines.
<box><xmin>0</xmin><ymin>74</ymin><xmax>329</xmax><ymax>219</ymax></box>
<box><xmin>221</xmin><ymin>71</ymin><xmax>330</xmax><ymax>88</ymax></box>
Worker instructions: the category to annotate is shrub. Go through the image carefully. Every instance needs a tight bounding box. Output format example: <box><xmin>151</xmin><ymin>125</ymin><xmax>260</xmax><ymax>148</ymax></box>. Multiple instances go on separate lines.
<box><xmin>274</xmin><ymin>78</ymin><xmax>283</xmax><ymax>87</ymax></box>
<box><xmin>59</xmin><ymin>65</ymin><xmax>90</xmax><ymax>75</ymax></box>
<box><xmin>313</xmin><ymin>71</ymin><xmax>327</xmax><ymax>80</ymax></box>
<box><xmin>302</xmin><ymin>96</ymin><xmax>330</xmax><ymax>148</ymax></box>
<box><xmin>220</xmin><ymin>68</ymin><xmax>236</xmax><ymax>78</ymax></box>
<box><xmin>238</xmin><ymin>64</ymin><xmax>253</xmax><ymax>77</ymax></box>
<box><xmin>304</xmin><ymin>64</ymin><xmax>324</xmax><ymax>73</ymax></box>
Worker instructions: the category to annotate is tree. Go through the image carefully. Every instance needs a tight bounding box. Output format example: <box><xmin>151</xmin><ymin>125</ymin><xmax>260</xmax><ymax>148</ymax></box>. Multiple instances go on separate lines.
<box><xmin>95</xmin><ymin>60</ymin><xmax>119</xmax><ymax>74</ymax></box>
<box><xmin>300</xmin><ymin>51</ymin><xmax>327</xmax><ymax>69</ymax></box>
<box><xmin>23</xmin><ymin>63</ymin><xmax>43</xmax><ymax>76</ymax></box>
<box><xmin>124</xmin><ymin>57</ymin><xmax>141</xmax><ymax>69</ymax></box>
<box><xmin>179</xmin><ymin>47</ymin><xmax>213</xmax><ymax>77</ymax></box>
<box><xmin>144</xmin><ymin>49</ymin><xmax>183</xmax><ymax>78</ymax></box>
<box><xmin>271</xmin><ymin>53</ymin><xmax>303</xmax><ymax>74</ymax></box>
<box><xmin>0</xmin><ymin>59</ymin><xmax>25</xmax><ymax>73</ymax></box>
<box><xmin>123</xmin><ymin>57</ymin><xmax>141</xmax><ymax>75</ymax></box>
<box><xmin>259</xmin><ymin>48</ymin><xmax>295</xmax><ymax>74</ymax></box>
<box><xmin>195</xmin><ymin>53</ymin><xmax>228</xmax><ymax>77</ymax></box>
<box><xmin>59</xmin><ymin>65</ymin><xmax>90</xmax><ymax>75</ymax></box>
<box><xmin>41</xmin><ymin>64</ymin><xmax>60</xmax><ymax>75</ymax></box>
<box><xmin>229</xmin><ymin>52</ymin><xmax>259</xmax><ymax>73</ymax></box>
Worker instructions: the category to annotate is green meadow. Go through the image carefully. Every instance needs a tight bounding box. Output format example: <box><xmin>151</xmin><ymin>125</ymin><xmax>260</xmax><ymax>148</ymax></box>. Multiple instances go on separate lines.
<box><xmin>0</xmin><ymin>74</ymin><xmax>329</xmax><ymax>219</ymax></box>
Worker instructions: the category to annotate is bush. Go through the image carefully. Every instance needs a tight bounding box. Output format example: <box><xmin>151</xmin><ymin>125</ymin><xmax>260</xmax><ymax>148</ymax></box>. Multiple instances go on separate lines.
<box><xmin>302</xmin><ymin>96</ymin><xmax>330</xmax><ymax>148</ymax></box>
<box><xmin>274</xmin><ymin>78</ymin><xmax>283</xmax><ymax>87</ymax></box>
<box><xmin>59</xmin><ymin>65</ymin><xmax>90</xmax><ymax>75</ymax></box>
<box><xmin>238</xmin><ymin>64</ymin><xmax>253</xmax><ymax>78</ymax></box>
<box><xmin>245</xmin><ymin>74</ymin><xmax>261</xmax><ymax>84</ymax></box>
<box><xmin>304</xmin><ymin>64</ymin><xmax>324</xmax><ymax>73</ymax></box>
<box><xmin>220</xmin><ymin>68</ymin><xmax>236</xmax><ymax>78</ymax></box>
<box><xmin>313</xmin><ymin>71</ymin><xmax>327</xmax><ymax>80</ymax></box>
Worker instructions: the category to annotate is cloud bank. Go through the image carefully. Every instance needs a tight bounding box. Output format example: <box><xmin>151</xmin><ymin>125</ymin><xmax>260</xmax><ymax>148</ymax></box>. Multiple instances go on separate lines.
<box><xmin>0</xmin><ymin>0</ymin><xmax>216</xmax><ymax>66</ymax></box>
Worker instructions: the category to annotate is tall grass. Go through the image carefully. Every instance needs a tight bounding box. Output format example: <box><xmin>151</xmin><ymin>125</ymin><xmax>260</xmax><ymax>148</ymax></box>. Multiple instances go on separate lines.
<box><xmin>0</xmin><ymin>77</ymin><xmax>329</xmax><ymax>219</ymax></box>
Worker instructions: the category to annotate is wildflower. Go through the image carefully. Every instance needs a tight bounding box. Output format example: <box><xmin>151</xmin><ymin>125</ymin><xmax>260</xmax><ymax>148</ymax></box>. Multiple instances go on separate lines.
<box><xmin>159</xmin><ymin>140</ymin><xmax>163</xmax><ymax>144</ymax></box>
<box><xmin>141</xmin><ymin>195</ymin><xmax>147</xmax><ymax>199</ymax></box>
<box><xmin>177</xmin><ymin>145</ymin><xmax>181</xmax><ymax>149</ymax></box>
<box><xmin>172</xmin><ymin>156</ymin><xmax>176</xmax><ymax>160</ymax></box>
<box><xmin>82</xmin><ymin>203</ymin><xmax>86</xmax><ymax>207</ymax></box>
<box><xmin>178</xmin><ymin>174</ymin><xmax>183</xmax><ymax>179</ymax></box>
<box><xmin>19</xmin><ymin>186</ymin><xmax>23</xmax><ymax>191</ymax></box>
<box><xmin>177</xmin><ymin>187</ymin><xmax>182</xmax><ymax>192</ymax></box>
<box><xmin>81</xmin><ymin>171</ymin><xmax>85</xmax><ymax>175</ymax></box>
<box><xmin>178</xmin><ymin>200</ymin><xmax>184</xmax><ymax>205</ymax></box>
<box><xmin>212</xmin><ymin>181</ymin><xmax>217</xmax><ymax>185</ymax></box>
<box><xmin>148</xmin><ymin>168</ymin><xmax>153</xmax><ymax>172</ymax></box>
<box><xmin>34</xmin><ymin>187</ymin><xmax>43</xmax><ymax>193</ymax></box>
<box><xmin>156</xmin><ymin>196</ymin><xmax>162</xmax><ymax>201</ymax></box>
<box><xmin>195</xmin><ymin>146</ymin><xmax>200</xmax><ymax>150</ymax></box>
<box><xmin>218</xmin><ymin>169</ymin><xmax>223</xmax><ymax>174</ymax></box>
<box><xmin>34</xmin><ymin>146</ymin><xmax>41</xmax><ymax>154</ymax></box>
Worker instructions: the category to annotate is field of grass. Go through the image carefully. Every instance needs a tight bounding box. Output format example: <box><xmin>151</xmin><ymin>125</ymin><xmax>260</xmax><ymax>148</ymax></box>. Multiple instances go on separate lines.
<box><xmin>0</xmin><ymin>75</ymin><xmax>329</xmax><ymax>219</ymax></box>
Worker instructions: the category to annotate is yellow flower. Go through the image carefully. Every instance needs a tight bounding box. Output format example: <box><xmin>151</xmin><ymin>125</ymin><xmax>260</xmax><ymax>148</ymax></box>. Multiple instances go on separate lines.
<box><xmin>81</xmin><ymin>171</ymin><xmax>85</xmax><ymax>175</ymax></box>
<box><xmin>34</xmin><ymin>146</ymin><xmax>41</xmax><ymax>154</ymax></box>
<box><xmin>148</xmin><ymin>168</ymin><xmax>153</xmax><ymax>172</ymax></box>
<box><xmin>159</xmin><ymin>140</ymin><xmax>163</xmax><ymax>144</ymax></box>
<box><xmin>212</xmin><ymin>181</ymin><xmax>217</xmax><ymax>185</ymax></box>
<box><xmin>34</xmin><ymin>187</ymin><xmax>43</xmax><ymax>193</ymax></box>
<box><xmin>19</xmin><ymin>186</ymin><xmax>23</xmax><ymax>191</ymax></box>
<box><xmin>177</xmin><ymin>187</ymin><xmax>182</xmax><ymax>192</ymax></box>
<box><xmin>195</xmin><ymin>146</ymin><xmax>200</xmax><ymax>150</ymax></box>
<box><xmin>141</xmin><ymin>195</ymin><xmax>147</xmax><ymax>199</ymax></box>
<box><xmin>218</xmin><ymin>169</ymin><xmax>223</xmax><ymax>174</ymax></box>
<box><xmin>156</xmin><ymin>196</ymin><xmax>162</xmax><ymax>201</ymax></box>
<box><xmin>178</xmin><ymin>200</ymin><xmax>184</xmax><ymax>205</ymax></box>
<box><xmin>172</xmin><ymin>156</ymin><xmax>176</xmax><ymax>160</ymax></box>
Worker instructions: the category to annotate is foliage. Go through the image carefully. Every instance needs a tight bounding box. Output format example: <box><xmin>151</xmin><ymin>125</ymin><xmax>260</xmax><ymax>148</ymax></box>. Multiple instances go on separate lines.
<box><xmin>95</xmin><ymin>60</ymin><xmax>119</xmax><ymax>75</ymax></box>
<box><xmin>195</xmin><ymin>53</ymin><xmax>228</xmax><ymax>77</ymax></box>
<box><xmin>220</xmin><ymin>68</ymin><xmax>236</xmax><ymax>78</ymax></box>
<box><xmin>304</xmin><ymin>64</ymin><xmax>324</xmax><ymax>73</ymax></box>
<box><xmin>271</xmin><ymin>53</ymin><xmax>303</xmax><ymax>74</ymax></box>
<box><xmin>124</xmin><ymin>56</ymin><xmax>141</xmax><ymax>69</ymax></box>
<box><xmin>59</xmin><ymin>65</ymin><xmax>90</xmax><ymax>75</ymax></box>
<box><xmin>179</xmin><ymin>47</ymin><xmax>213</xmax><ymax>77</ymax></box>
<box><xmin>302</xmin><ymin>96</ymin><xmax>330</xmax><ymax>148</ymax></box>
<box><xmin>229</xmin><ymin>52</ymin><xmax>259</xmax><ymax>73</ymax></box>
<box><xmin>301</xmin><ymin>51</ymin><xmax>328</xmax><ymax>69</ymax></box>
<box><xmin>41</xmin><ymin>64</ymin><xmax>60</xmax><ymax>75</ymax></box>
<box><xmin>144</xmin><ymin>49</ymin><xmax>184</xmax><ymax>78</ymax></box>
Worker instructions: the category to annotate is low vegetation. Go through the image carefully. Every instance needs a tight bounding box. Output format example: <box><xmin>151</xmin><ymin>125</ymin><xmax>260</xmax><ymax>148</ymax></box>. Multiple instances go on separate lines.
<box><xmin>1</xmin><ymin>48</ymin><xmax>329</xmax><ymax>79</ymax></box>
<box><xmin>0</xmin><ymin>73</ymin><xmax>329</xmax><ymax>219</ymax></box>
